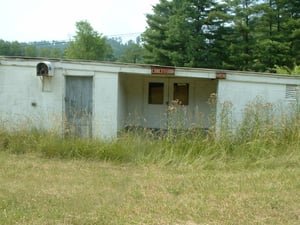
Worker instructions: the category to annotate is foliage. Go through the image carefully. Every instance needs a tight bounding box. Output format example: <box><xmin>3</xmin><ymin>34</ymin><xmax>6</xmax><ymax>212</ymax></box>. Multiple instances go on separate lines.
<box><xmin>64</xmin><ymin>20</ymin><xmax>113</xmax><ymax>61</ymax></box>
<box><xmin>0</xmin><ymin>34</ymin><xmax>143</xmax><ymax>63</ymax></box>
<box><xmin>0</xmin><ymin>37</ymin><xmax>143</xmax><ymax>63</ymax></box>
<box><xmin>0</xmin><ymin>40</ymin><xmax>22</xmax><ymax>56</ymax></box>
<box><xmin>107</xmin><ymin>37</ymin><xmax>126</xmax><ymax>61</ymax></box>
<box><xmin>0</xmin><ymin>39</ymin><xmax>67</xmax><ymax>58</ymax></box>
<box><xmin>1</xmin><ymin>0</ymin><xmax>300</xmax><ymax>71</ymax></box>
<box><xmin>142</xmin><ymin>0</ymin><xmax>174</xmax><ymax>66</ymax></box>
<box><xmin>274</xmin><ymin>64</ymin><xmax>300</xmax><ymax>75</ymax></box>
<box><xmin>142</xmin><ymin>0</ymin><xmax>300</xmax><ymax>71</ymax></box>
<box><xmin>120</xmin><ymin>38</ymin><xmax>143</xmax><ymax>63</ymax></box>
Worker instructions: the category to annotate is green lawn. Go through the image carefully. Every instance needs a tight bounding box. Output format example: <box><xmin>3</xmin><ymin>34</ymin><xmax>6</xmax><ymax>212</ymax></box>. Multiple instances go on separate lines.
<box><xmin>0</xmin><ymin>151</ymin><xmax>299</xmax><ymax>225</ymax></box>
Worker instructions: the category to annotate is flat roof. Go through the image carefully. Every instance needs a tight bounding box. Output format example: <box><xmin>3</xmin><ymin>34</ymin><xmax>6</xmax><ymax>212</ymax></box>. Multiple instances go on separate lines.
<box><xmin>1</xmin><ymin>56</ymin><xmax>300</xmax><ymax>83</ymax></box>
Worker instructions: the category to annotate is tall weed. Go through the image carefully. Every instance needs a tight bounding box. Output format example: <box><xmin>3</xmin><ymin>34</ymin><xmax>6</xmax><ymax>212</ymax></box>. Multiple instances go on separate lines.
<box><xmin>0</xmin><ymin>97</ymin><xmax>300</xmax><ymax>167</ymax></box>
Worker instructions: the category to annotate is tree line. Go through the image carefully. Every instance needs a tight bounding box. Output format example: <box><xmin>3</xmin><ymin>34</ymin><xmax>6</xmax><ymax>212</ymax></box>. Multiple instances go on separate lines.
<box><xmin>1</xmin><ymin>0</ymin><xmax>299</xmax><ymax>73</ymax></box>
<box><xmin>142</xmin><ymin>0</ymin><xmax>300</xmax><ymax>72</ymax></box>
<box><xmin>0</xmin><ymin>35</ymin><xmax>142</xmax><ymax>64</ymax></box>
<box><xmin>0</xmin><ymin>40</ymin><xmax>68</xmax><ymax>58</ymax></box>
<box><xmin>0</xmin><ymin>21</ymin><xmax>143</xmax><ymax>64</ymax></box>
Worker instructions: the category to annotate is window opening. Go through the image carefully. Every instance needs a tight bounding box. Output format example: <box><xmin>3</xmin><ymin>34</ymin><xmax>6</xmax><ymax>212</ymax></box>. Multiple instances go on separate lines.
<box><xmin>173</xmin><ymin>83</ymin><xmax>189</xmax><ymax>105</ymax></box>
<box><xmin>149</xmin><ymin>82</ymin><xmax>164</xmax><ymax>104</ymax></box>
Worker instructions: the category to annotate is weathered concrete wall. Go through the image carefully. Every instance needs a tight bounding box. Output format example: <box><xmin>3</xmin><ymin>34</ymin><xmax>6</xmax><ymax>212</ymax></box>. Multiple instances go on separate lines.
<box><xmin>94</xmin><ymin>71</ymin><xmax>119</xmax><ymax>139</ymax></box>
<box><xmin>216</xmin><ymin>72</ymin><xmax>300</xmax><ymax>130</ymax></box>
<box><xmin>2</xmin><ymin>57</ymin><xmax>300</xmax><ymax>138</ymax></box>
<box><xmin>0</xmin><ymin>59</ymin><xmax>64</xmax><ymax>132</ymax></box>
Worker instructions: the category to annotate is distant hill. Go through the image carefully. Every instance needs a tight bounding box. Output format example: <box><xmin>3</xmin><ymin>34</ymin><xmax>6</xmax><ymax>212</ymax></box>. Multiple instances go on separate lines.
<box><xmin>0</xmin><ymin>37</ymin><xmax>143</xmax><ymax>63</ymax></box>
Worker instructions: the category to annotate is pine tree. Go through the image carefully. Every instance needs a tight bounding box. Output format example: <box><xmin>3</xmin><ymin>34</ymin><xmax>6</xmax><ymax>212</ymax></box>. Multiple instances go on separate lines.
<box><xmin>142</xmin><ymin>0</ymin><xmax>174</xmax><ymax>65</ymax></box>
<box><xmin>142</xmin><ymin>0</ymin><xmax>299</xmax><ymax>71</ymax></box>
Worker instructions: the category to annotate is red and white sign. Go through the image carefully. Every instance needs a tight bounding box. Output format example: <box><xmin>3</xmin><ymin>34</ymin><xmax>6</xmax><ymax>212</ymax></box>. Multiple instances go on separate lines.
<box><xmin>151</xmin><ymin>66</ymin><xmax>175</xmax><ymax>75</ymax></box>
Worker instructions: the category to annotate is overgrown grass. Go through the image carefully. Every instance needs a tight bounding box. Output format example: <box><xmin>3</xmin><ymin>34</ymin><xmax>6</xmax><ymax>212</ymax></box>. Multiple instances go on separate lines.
<box><xmin>0</xmin><ymin>150</ymin><xmax>299</xmax><ymax>224</ymax></box>
<box><xmin>0</xmin><ymin>99</ymin><xmax>300</xmax><ymax>224</ymax></box>
<box><xmin>0</xmin><ymin>99</ymin><xmax>300</xmax><ymax>168</ymax></box>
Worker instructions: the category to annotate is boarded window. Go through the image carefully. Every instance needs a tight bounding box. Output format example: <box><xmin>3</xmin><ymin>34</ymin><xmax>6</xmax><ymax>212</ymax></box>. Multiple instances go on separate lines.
<box><xmin>285</xmin><ymin>84</ymin><xmax>298</xmax><ymax>101</ymax></box>
<box><xmin>173</xmin><ymin>83</ymin><xmax>189</xmax><ymax>105</ymax></box>
<box><xmin>149</xmin><ymin>82</ymin><xmax>164</xmax><ymax>104</ymax></box>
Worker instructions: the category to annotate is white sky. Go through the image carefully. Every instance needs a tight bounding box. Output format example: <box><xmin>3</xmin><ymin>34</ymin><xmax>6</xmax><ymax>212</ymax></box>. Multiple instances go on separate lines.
<box><xmin>0</xmin><ymin>0</ymin><xmax>160</xmax><ymax>42</ymax></box>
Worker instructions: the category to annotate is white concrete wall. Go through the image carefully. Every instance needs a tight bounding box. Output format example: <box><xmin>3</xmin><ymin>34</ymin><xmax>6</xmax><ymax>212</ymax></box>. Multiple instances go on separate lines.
<box><xmin>0</xmin><ymin>60</ymin><xmax>64</xmax><ymax>132</ymax></box>
<box><xmin>216</xmin><ymin>73</ymin><xmax>300</xmax><ymax>129</ymax></box>
<box><xmin>93</xmin><ymin>71</ymin><xmax>119</xmax><ymax>139</ymax></box>
<box><xmin>0</xmin><ymin>58</ymin><xmax>151</xmax><ymax>139</ymax></box>
<box><xmin>3</xmin><ymin>57</ymin><xmax>300</xmax><ymax>139</ymax></box>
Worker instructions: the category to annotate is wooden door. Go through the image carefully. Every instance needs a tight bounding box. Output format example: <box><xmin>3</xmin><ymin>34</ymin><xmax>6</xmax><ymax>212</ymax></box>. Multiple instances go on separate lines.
<box><xmin>65</xmin><ymin>76</ymin><xmax>93</xmax><ymax>137</ymax></box>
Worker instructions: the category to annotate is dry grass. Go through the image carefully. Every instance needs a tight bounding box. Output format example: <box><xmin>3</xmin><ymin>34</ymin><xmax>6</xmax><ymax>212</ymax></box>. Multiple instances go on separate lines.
<box><xmin>1</xmin><ymin>98</ymin><xmax>300</xmax><ymax>224</ymax></box>
<box><xmin>0</xmin><ymin>152</ymin><xmax>299</xmax><ymax>225</ymax></box>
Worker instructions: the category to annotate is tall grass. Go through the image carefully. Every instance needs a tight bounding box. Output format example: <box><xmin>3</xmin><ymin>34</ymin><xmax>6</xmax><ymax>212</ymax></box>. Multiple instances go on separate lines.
<box><xmin>1</xmin><ymin>98</ymin><xmax>300</xmax><ymax>167</ymax></box>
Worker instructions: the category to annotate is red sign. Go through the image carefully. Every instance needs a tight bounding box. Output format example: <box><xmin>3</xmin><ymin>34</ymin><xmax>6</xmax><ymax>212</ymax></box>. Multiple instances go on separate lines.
<box><xmin>151</xmin><ymin>66</ymin><xmax>175</xmax><ymax>75</ymax></box>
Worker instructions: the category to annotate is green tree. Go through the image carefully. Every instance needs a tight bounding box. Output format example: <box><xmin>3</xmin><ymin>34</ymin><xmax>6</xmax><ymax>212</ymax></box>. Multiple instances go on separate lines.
<box><xmin>120</xmin><ymin>38</ymin><xmax>143</xmax><ymax>63</ymax></box>
<box><xmin>284</xmin><ymin>0</ymin><xmax>300</xmax><ymax>66</ymax></box>
<box><xmin>183</xmin><ymin>0</ymin><xmax>230</xmax><ymax>68</ymax></box>
<box><xmin>107</xmin><ymin>37</ymin><xmax>125</xmax><ymax>61</ymax></box>
<box><xmin>24</xmin><ymin>45</ymin><xmax>37</xmax><ymax>57</ymax></box>
<box><xmin>50</xmin><ymin>48</ymin><xmax>64</xmax><ymax>58</ymax></box>
<box><xmin>142</xmin><ymin>0</ymin><xmax>174</xmax><ymax>65</ymax></box>
<box><xmin>65</xmin><ymin>20</ymin><xmax>112</xmax><ymax>60</ymax></box>
<box><xmin>9</xmin><ymin>41</ymin><xmax>22</xmax><ymax>56</ymax></box>
<box><xmin>39</xmin><ymin>48</ymin><xmax>52</xmax><ymax>57</ymax></box>
<box><xmin>251</xmin><ymin>0</ymin><xmax>300</xmax><ymax>71</ymax></box>
<box><xmin>0</xmin><ymin>40</ymin><xmax>11</xmax><ymax>55</ymax></box>
<box><xmin>275</xmin><ymin>64</ymin><xmax>300</xmax><ymax>75</ymax></box>
<box><xmin>142</xmin><ymin>0</ymin><xmax>231</xmax><ymax>68</ymax></box>
<box><xmin>0</xmin><ymin>40</ymin><xmax>22</xmax><ymax>56</ymax></box>
<box><xmin>222</xmin><ymin>0</ymin><xmax>259</xmax><ymax>70</ymax></box>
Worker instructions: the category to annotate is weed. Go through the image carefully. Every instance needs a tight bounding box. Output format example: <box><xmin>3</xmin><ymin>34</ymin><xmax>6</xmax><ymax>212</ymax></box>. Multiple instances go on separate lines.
<box><xmin>0</xmin><ymin>96</ymin><xmax>299</xmax><ymax>168</ymax></box>
<box><xmin>0</xmin><ymin>98</ymin><xmax>300</xmax><ymax>224</ymax></box>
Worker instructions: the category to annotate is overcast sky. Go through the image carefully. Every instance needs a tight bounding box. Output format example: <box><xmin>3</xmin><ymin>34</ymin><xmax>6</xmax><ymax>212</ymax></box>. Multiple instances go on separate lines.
<box><xmin>0</xmin><ymin>0</ymin><xmax>160</xmax><ymax>42</ymax></box>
